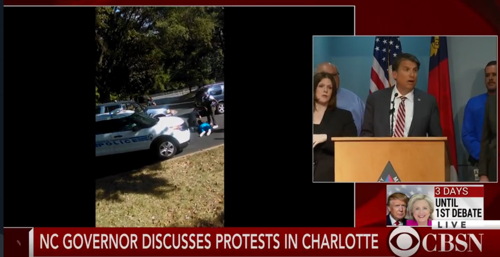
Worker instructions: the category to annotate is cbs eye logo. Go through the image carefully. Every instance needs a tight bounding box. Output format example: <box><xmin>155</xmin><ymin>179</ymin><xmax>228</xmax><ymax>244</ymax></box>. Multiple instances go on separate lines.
<box><xmin>388</xmin><ymin>226</ymin><xmax>421</xmax><ymax>257</ymax></box>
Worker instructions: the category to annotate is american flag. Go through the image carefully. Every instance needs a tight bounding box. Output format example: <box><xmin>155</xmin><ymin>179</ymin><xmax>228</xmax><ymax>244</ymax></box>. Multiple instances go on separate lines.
<box><xmin>369</xmin><ymin>36</ymin><xmax>403</xmax><ymax>93</ymax></box>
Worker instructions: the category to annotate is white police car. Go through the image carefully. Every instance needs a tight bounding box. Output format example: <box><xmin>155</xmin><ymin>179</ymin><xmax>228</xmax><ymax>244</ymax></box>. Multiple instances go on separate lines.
<box><xmin>96</xmin><ymin>110</ymin><xmax>190</xmax><ymax>160</ymax></box>
<box><xmin>96</xmin><ymin>101</ymin><xmax>176</xmax><ymax>119</ymax></box>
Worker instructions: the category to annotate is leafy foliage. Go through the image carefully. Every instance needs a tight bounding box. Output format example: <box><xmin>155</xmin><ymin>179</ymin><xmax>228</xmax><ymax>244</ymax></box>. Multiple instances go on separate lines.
<box><xmin>96</xmin><ymin>7</ymin><xmax>224</xmax><ymax>103</ymax></box>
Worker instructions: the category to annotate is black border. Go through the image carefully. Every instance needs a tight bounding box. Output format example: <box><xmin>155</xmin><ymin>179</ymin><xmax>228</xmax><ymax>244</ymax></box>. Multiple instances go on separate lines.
<box><xmin>1</xmin><ymin>0</ymin><xmax>5</xmax><ymax>255</ymax></box>
<box><xmin>4</xmin><ymin>7</ymin><xmax>96</xmax><ymax>227</ymax></box>
<box><xmin>3</xmin><ymin>6</ymin><xmax>356</xmax><ymax>228</ymax></box>
<box><xmin>224</xmin><ymin>7</ymin><xmax>355</xmax><ymax>227</ymax></box>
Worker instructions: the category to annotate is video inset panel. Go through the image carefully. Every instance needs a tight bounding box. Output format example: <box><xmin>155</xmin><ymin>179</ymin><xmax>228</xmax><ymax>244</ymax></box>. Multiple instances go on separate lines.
<box><xmin>312</xmin><ymin>36</ymin><xmax>497</xmax><ymax>183</ymax></box>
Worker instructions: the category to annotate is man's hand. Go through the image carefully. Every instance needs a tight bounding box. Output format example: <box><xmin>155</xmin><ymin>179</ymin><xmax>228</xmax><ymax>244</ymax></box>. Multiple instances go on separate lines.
<box><xmin>479</xmin><ymin>175</ymin><xmax>490</xmax><ymax>182</ymax></box>
<box><xmin>313</xmin><ymin>134</ymin><xmax>327</xmax><ymax>148</ymax></box>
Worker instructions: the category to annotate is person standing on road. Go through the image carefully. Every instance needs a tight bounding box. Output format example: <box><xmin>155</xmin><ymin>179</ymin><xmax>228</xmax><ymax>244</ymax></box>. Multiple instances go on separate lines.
<box><xmin>188</xmin><ymin>108</ymin><xmax>201</xmax><ymax>132</ymax></box>
<box><xmin>199</xmin><ymin>88</ymin><xmax>219</xmax><ymax>129</ymax></box>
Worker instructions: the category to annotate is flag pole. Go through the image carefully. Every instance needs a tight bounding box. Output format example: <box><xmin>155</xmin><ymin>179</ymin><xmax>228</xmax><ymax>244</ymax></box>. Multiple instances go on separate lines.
<box><xmin>387</xmin><ymin>41</ymin><xmax>391</xmax><ymax>87</ymax></box>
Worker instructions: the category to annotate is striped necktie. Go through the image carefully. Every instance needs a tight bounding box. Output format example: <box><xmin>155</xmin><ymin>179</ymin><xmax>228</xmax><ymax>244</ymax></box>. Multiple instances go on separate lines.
<box><xmin>393</xmin><ymin>96</ymin><xmax>407</xmax><ymax>137</ymax></box>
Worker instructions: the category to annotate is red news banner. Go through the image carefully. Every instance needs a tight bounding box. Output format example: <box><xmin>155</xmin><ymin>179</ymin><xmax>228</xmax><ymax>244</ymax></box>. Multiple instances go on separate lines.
<box><xmin>9</xmin><ymin>227</ymin><xmax>385</xmax><ymax>256</ymax></box>
<box><xmin>5</xmin><ymin>185</ymin><xmax>500</xmax><ymax>256</ymax></box>
<box><xmin>2</xmin><ymin>227</ymin><xmax>497</xmax><ymax>256</ymax></box>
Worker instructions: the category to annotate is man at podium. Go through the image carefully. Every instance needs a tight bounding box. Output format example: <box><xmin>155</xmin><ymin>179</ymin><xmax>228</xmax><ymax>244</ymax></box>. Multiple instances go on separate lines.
<box><xmin>361</xmin><ymin>53</ymin><xmax>442</xmax><ymax>137</ymax></box>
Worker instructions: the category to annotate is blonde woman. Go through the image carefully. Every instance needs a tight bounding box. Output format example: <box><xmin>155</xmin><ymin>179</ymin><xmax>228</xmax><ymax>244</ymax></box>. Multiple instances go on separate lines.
<box><xmin>406</xmin><ymin>194</ymin><xmax>434</xmax><ymax>226</ymax></box>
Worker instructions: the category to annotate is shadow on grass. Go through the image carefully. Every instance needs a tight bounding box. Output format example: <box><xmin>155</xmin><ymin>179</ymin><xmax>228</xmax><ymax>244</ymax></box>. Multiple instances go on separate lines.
<box><xmin>96</xmin><ymin>172</ymin><xmax>178</xmax><ymax>202</ymax></box>
<box><xmin>169</xmin><ymin>211</ymin><xmax>224</xmax><ymax>227</ymax></box>
<box><xmin>95</xmin><ymin>151</ymin><xmax>161</xmax><ymax>178</ymax></box>
<box><xmin>96</xmin><ymin>151</ymin><xmax>177</xmax><ymax>202</ymax></box>
<box><xmin>194</xmin><ymin>211</ymin><xmax>224</xmax><ymax>227</ymax></box>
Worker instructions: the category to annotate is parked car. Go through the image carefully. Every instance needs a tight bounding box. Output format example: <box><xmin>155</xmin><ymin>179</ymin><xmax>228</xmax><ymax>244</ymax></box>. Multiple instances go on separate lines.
<box><xmin>95</xmin><ymin>110</ymin><xmax>190</xmax><ymax>160</ymax></box>
<box><xmin>196</xmin><ymin>82</ymin><xmax>225</xmax><ymax>114</ymax></box>
<box><xmin>96</xmin><ymin>101</ymin><xmax>175</xmax><ymax>119</ymax></box>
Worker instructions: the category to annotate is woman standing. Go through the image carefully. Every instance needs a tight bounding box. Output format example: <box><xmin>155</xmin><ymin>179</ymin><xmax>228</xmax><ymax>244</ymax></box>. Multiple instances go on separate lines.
<box><xmin>313</xmin><ymin>72</ymin><xmax>357</xmax><ymax>181</ymax></box>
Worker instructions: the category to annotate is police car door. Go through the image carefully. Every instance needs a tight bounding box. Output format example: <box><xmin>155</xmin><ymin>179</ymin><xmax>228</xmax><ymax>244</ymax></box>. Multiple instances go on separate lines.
<box><xmin>95</xmin><ymin>119</ymin><xmax>119</xmax><ymax>156</ymax></box>
<box><xmin>110</xmin><ymin>116</ymin><xmax>151</xmax><ymax>154</ymax></box>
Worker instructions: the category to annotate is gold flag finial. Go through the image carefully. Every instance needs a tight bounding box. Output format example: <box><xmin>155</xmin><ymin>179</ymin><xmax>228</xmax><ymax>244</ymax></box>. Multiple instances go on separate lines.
<box><xmin>430</xmin><ymin>36</ymin><xmax>440</xmax><ymax>56</ymax></box>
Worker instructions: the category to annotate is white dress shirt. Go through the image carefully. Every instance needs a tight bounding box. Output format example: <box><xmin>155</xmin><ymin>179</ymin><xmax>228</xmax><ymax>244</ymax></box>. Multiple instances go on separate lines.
<box><xmin>392</xmin><ymin>87</ymin><xmax>414</xmax><ymax>137</ymax></box>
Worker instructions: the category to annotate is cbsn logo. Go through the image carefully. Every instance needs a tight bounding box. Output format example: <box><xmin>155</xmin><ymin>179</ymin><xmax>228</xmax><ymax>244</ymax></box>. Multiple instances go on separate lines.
<box><xmin>388</xmin><ymin>226</ymin><xmax>483</xmax><ymax>257</ymax></box>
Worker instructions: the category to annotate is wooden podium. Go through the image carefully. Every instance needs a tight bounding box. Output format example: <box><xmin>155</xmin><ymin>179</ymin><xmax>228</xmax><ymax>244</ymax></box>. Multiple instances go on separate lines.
<box><xmin>330</xmin><ymin>137</ymin><xmax>450</xmax><ymax>182</ymax></box>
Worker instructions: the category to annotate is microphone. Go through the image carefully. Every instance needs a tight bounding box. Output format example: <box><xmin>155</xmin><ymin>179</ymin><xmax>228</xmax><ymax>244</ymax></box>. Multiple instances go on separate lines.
<box><xmin>389</xmin><ymin>93</ymin><xmax>398</xmax><ymax>136</ymax></box>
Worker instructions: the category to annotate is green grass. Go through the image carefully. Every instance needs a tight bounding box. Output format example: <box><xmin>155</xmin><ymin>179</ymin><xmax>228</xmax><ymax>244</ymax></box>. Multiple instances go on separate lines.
<box><xmin>96</xmin><ymin>145</ymin><xmax>224</xmax><ymax>227</ymax></box>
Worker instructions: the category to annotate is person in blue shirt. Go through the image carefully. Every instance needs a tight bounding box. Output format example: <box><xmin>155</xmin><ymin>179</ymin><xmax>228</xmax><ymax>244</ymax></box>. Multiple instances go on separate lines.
<box><xmin>316</xmin><ymin>62</ymin><xmax>365</xmax><ymax>135</ymax></box>
<box><xmin>462</xmin><ymin>60</ymin><xmax>497</xmax><ymax>166</ymax></box>
<box><xmin>197</xmin><ymin>118</ymin><xmax>213</xmax><ymax>137</ymax></box>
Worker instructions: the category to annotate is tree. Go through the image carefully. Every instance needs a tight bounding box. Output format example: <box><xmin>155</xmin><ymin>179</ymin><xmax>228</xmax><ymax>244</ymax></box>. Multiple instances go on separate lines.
<box><xmin>95</xmin><ymin>7</ymin><xmax>224</xmax><ymax>102</ymax></box>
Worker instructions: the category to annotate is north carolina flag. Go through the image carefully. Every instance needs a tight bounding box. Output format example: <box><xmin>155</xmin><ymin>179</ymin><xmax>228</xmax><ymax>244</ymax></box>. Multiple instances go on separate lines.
<box><xmin>427</xmin><ymin>36</ymin><xmax>458</xmax><ymax>171</ymax></box>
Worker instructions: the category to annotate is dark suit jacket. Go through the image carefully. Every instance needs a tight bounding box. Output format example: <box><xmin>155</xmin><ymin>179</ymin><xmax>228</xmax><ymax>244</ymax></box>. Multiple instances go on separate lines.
<box><xmin>361</xmin><ymin>87</ymin><xmax>442</xmax><ymax>137</ymax></box>
<box><xmin>479</xmin><ymin>93</ymin><xmax>497</xmax><ymax>181</ymax></box>
<box><xmin>386</xmin><ymin>214</ymin><xmax>407</xmax><ymax>226</ymax></box>
<box><xmin>314</xmin><ymin>107</ymin><xmax>357</xmax><ymax>181</ymax></box>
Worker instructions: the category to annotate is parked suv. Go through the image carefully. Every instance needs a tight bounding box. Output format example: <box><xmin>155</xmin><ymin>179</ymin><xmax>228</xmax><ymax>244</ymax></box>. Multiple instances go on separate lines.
<box><xmin>95</xmin><ymin>110</ymin><xmax>190</xmax><ymax>160</ymax></box>
<box><xmin>197</xmin><ymin>82</ymin><xmax>224</xmax><ymax>114</ymax></box>
<box><xmin>96</xmin><ymin>101</ymin><xmax>174</xmax><ymax>119</ymax></box>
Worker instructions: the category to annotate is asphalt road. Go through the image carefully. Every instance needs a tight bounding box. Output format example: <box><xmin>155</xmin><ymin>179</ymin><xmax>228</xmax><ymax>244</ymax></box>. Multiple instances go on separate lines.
<box><xmin>95</xmin><ymin>104</ymin><xmax>224</xmax><ymax>178</ymax></box>
<box><xmin>152</xmin><ymin>102</ymin><xmax>225</xmax><ymax>158</ymax></box>
<box><xmin>176</xmin><ymin>110</ymin><xmax>225</xmax><ymax>158</ymax></box>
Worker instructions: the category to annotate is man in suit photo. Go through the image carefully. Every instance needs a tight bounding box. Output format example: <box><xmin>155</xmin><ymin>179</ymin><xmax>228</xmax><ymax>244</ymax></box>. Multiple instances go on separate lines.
<box><xmin>386</xmin><ymin>192</ymin><xmax>409</xmax><ymax>226</ymax></box>
<box><xmin>361</xmin><ymin>53</ymin><xmax>442</xmax><ymax>137</ymax></box>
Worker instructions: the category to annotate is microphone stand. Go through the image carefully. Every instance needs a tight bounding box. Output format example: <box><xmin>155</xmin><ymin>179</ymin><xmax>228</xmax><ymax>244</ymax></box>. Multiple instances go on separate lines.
<box><xmin>389</xmin><ymin>93</ymin><xmax>398</xmax><ymax>136</ymax></box>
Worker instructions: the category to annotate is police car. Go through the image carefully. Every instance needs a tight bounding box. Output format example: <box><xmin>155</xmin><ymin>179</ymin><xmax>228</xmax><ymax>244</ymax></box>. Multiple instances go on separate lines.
<box><xmin>96</xmin><ymin>101</ymin><xmax>176</xmax><ymax>119</ymax></box>
<box><xmin>95</xmin><ymin>110</ymin><xmax>190</xmax><ymax>160</ymax></box>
